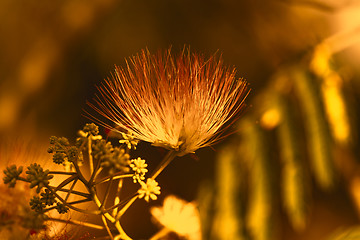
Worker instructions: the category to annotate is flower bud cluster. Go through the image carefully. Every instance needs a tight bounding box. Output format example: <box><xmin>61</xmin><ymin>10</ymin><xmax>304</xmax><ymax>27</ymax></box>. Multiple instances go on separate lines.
<box><xmin>26</xmin><ymin>163</ymin><xmax>53</xmax><ymax>193</ymax></box>
<box><xmin>94</xmin><ymin>139</ymin><xmax>131</xmax><ymax>175</ymax></box>
<box><xmin>30</xmin><ymin>188</ymin><xmax>69</xmax><ymax>214</ymax></box>
<box><xmin>48</xmin><ymin>135</ymin><xmax>83</xmax><ymax>166</ymax></box>
<box><xmin>3</xmin><ymin>165</ymin><xmax>23</xmax><ymax>188</ymax></box>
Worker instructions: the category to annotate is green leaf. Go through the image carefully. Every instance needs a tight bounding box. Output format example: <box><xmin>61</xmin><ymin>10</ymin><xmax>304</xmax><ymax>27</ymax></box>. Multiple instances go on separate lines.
<box><xmin>292</xmin><ymin>67</ymin><xmax>336</xmax><ymax>190</ymax></box>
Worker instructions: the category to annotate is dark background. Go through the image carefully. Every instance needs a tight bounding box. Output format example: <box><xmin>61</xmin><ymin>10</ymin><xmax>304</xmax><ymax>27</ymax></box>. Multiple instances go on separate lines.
<box><xmin>1</xmin><ymin>0</ymin><xmax>360</xmax><ymax>239</ymax></box>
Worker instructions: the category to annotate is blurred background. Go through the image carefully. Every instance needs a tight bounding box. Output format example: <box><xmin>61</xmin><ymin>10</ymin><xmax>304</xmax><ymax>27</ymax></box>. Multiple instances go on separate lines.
<box><xmin>1</xmin><ymin>0</ymin><xmax>360</xmax><ymax>239</ymax></box>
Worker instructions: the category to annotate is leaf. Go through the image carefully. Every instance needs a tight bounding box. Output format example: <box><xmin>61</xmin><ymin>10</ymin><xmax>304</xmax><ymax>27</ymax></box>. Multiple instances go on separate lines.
<box><xmin>273</xmin><ymin>92</ymin><xmax>310</xmax><ymax>232</ymax></box>
<box><xmin>239</xmin><ymin>118</ymin><xmax>275</xmax><ymax>240</ymax></box>
<box><xmin>291</xmin><ymin>67</ymin><xmax>336</xmax><ymax>190</ymax></box>
<box><xmin>211</xmin><ymin>144</ymin><xmax>248</xmax><ymax>240</ymax></box>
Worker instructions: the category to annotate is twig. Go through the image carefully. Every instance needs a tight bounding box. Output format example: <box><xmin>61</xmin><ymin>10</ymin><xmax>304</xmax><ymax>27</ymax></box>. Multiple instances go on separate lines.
<box><xmin>44</xmin><ymin>198</ymin><xmax>92</xmax><ymax>212</ymax></box>
<box><xmin>113</xmin><ymin>179</ymin><xmax>123</xmax><ymax>216</ymax></box>
<box><xmin>115</xmin><ymin>221</ymin><xmax>132</xmax><ymax>240</ymax></box>
<box><xmin>150</xmin><ymin>150</ymin><xmax>178</xmax><ymax>179</ymax></box>
<box><xmin>64</xmin><ymin>177</ymin><xmax>78</xmax><ymax>202</ymax></box>
<box><xmin>103</xmin><ymin>193</ymin><xmax>137</xmax><ymax>214</ymax></box>
<box><xmin>48</xmin><ymin>171</ymin><xmax>77</xmax><ymax>175</ymax></box>
<box><xmin>88</xmin><ymin>136</ymin><xmax>94</xmax><ymax>174</ymax></box>
<box><xmin>95</xmin><ymin>174</ymin><xmax>133</xmax><ymax>185</ymax></box>
<box><xmin>54</xmin><ymin>175</ymin><xmax>78</xmax><ymax>192</ymax></box>
<box><xmin>115</xmin><ymin>195</ymin><xmax>138</xmax><ymax>222</ymax></box>
<box><xmin>102</xmin><ymin>215</ymin><xmax>114</xmax><ymax>240</ymax></box>
<box><xmin>47</xmin><ymin>186</ymin><xmax>101</xmax><ymax>215</ymax></box>
<box><xmin>149</xmin><ymin>228</ymin><xmax>171</xmax><ymax>240</ymax></box>
<box><xmin>46</xmin><ymin>217</ymin><xmax>104</xmax><ymax>230</ymax></box>
<box><xmin>49</xmin><ymin>187</ymin><xmax>91</xmax><ymax>198</ymax></box>
<box><xmin>100</xmin><ymin>176</ymin><xmax>114</xmax><ymax>210</ymax></box>
<box><xmin>89</xmin><ymin>165</ymin><xmax>103</xmax><ymax>184</ymax></box>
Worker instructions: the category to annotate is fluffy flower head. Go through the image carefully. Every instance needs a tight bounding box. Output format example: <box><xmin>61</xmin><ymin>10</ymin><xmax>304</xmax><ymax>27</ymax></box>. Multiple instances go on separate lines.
<box><xmin>90</xmin><ymin>48</ymin><xmax>249</xmax><ymax>156</ymax></box>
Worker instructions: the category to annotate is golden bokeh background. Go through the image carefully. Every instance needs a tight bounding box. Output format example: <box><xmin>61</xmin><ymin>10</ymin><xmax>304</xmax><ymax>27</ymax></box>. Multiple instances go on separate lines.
<box><xmin>2</xmin><ymin>0</ymin><xmax>360</xmax><ymax>239</ymax></box>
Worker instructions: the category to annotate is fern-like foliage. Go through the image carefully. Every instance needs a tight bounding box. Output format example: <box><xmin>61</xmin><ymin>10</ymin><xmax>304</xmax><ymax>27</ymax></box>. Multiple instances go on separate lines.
<box><xmin>205</xmin><ymin>45</ymin><xmax>360</xmax><ymax>240</ymax></box>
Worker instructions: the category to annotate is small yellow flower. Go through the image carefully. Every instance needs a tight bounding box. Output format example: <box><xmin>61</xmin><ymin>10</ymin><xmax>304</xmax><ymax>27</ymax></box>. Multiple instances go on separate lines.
<box><xmin>150</xmin><ymin>195</ymin><xmax>201</xmax><ymax>240</ymax></box>
<box><xmin>130</xmin><ymin>157</ymin><xmax>148</xmax><ymax>183</ymax></box>
<box><xmin>89</xmin><ymin>47</ymin><xmax>249</xmax><ymax>156</ymax></box>
<box><xmin>138</xmin><ymin>178</ymin><xmax>161</xmax><ymax>202</ymax></box>
<box><xmin>118</xmin><ymin>132</ymin><xmax>139</xmax><ymax>150</ymax></box>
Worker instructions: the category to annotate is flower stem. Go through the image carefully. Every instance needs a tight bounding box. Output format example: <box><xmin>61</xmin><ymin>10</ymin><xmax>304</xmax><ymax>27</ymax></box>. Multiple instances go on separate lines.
<box><xmin>46</xmin><ymin>217</ymin><xmax>104</xmax><ymax>230</ymax></box>
<box><xmin>45</xmin><ymin>198</ymin><xmax>92</xmax><ymax>212</ymax></box>
<box><xmin>115</xmin><ymin>221</ymin><xmax>132</xmax><ymax>240</ymax></box>
<box><xmin>48</xmin><ymin>187</ymin><xmax>91</xmax><ymax>198</ymax></box>
<box><xmin>102</xmin><ymin>215</ymin><xmax>114</xmax><ymax>240</ymax></box>
<box><xmin>149</xmin><ymin>228</ymin><xmax>171</xmax><ymax>240</ymax></box>
<box><xmin>89</xmin><ymin>157</ymin><xmax>103</xmax><ymax>185</ymax></box>
<box><xmin>95</xmin><ymin>174</ymin><xmax>133</xmax><ymax>185</ymax></box>
<box><xmin>113</xmin><ymin>179</ymin><xmax>123</xmax><ymax>216</ymax></box>
<box><xmin>100</xmin><ymin>176</ymin><xmax>114</xmax><ymax>210</ymax></box>
<box><xmin>48</xmin><ymin>171</ymin><xmax>76</xmax><ymax>175</ymax></box>
<box><xmin>90</xmin><ymin>166</ymin><xmax>103</xmax><ymax>184</ymax></box>
<box><xmin>64</xmin><ymin>177</ymin><xmax>78</xmax><ymax>202</ymax></box>
<box><xmin>54</xmin><ymin>175</ymin><xmax>78</xmax><ymax>191</ymax></box>
<box><xmin>92</xmin><ymin>192</ymin><xmax>116</xmax><ymax>222</ymax></box>
<box><xmin>115</xmin><ymin>195</ymin><xmax>138</xmax><ymax>222</ymax></box>
<box><xmin>71</xmin><ymin>159</ymin><xmax>88</xmax><ymax>187</ymax></box>
<box><xmin>150</xmin><ymin>150</ymin><xmax>178</xmax><ymax>179</ymax></box>
<box><xmin>88</xmin><ymin>136</ymin><xmax>94</xmax><ymax>174</ymax></box>
<box><xmin>47</xmin><ymin>186</ymin><xmax>101</xmax><ymax>215</ymax></box>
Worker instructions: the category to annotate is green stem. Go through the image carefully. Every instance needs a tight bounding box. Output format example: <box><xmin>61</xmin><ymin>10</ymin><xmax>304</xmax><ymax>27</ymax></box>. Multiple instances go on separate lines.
<box><xmin>95</xmin><ymin>174</ymin><xmax>133</xmax><ymax>185</ymax></box>
<box><xmin>71</xmin><ymin>160</ymin><xmax>88</xmax><ymax>187</ymax></box>
<box><xmin>101</xmin><ymin>176</ymin><xmax>114</xmax><ymax>210</ymax></box>
<box><xmin>54</xmin><ymin>175</ymin><xmax>78</xmax><ymax>191</ymax></box>
<box><xmin>102</xmin><ymin>215</ymin><xmax>114</xmax><ymax>240</ymax></box>
<box><xmin>88</xmin><ymin>136</ymin><xmax>94</xmax><ymax>174</ymax></box>
<box><xmin>46</xmin><ymin>217</ymin><xmax>105</xmax><ymax>230</ymax></box>
<box><xmin>47</xmin><ymin>186</ymin><xmax>101</xmax><ymax>215</ymax></box>
<box><xmin>115</xmin><ymin>221</ymin><xmax>132</xmax><ymax>240</ymax></box>
<box><xmin>150</xmin><ymin>150</ymin><xmax>178</xmax><ymax>179</ymax></box>
<box><xmin>90</xmin><ymin>166</ymin><xmax>103</xmax><ymax>184</ymax></box>
<box><xmin>115</xmin><ymin>195</ymin><xmax>138</xmax><ymax>222</ymax></box>
<box><xmin>88</xmin><ymin>143</ymin><xmax>104</xmax><ymax>185</ymax></box>
<box><xmin>149</xmin><ymin>228</ymin><xmax>171</xmax><ymax>240</ymax></box>
<box><xmin>113</xmin><ymin>179</ymin><xmax>123</xmax><ymax>216</ymax></box>
<box><xmin>64</xmin><ymin>178</ymin><xmax>78</xmax><ymax>202</ymax></box>
<box><xmin>92</xmin><ymin>192</ymin><xmax>116</xmax><ymax>222</ymax></box>
<box><xmin>104</xmin><ymin>193</ymin><xmax>137</xmax><ymax>214</ymax></box>
<box><xmin>48</xmin><ymin>171</ymin><xmax>76</xmax><ymax>175</ymax></box>
<box><xmin>49</xmin><ymin>187</ymin><xmax>91</xmax><ymax>198</ymax></box>
<box><xmin>45</xmin><ymin>198</ymin><xmax>92</xmax><ymax>212</ymax></box>
<box><xmin>107</xmin><ymin>150</ymin><xmax>178</xmax><ymax>237</ymax></box>
<box><xmin>65</xmin><ymin>198</ymin><xmax>92</xmax><ymax>205</ymax></box>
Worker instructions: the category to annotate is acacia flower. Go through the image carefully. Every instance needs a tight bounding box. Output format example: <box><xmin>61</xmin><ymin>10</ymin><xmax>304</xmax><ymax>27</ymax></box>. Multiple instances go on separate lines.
<box><xmin>150</xmin><ymin>195</ymin><xmax>201</xmax><ymax>240</ymax></box>
<box><xmin>89</xmin><ymin>48</ymin><xmax>249</xmax><ymax>156</ymax></box>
